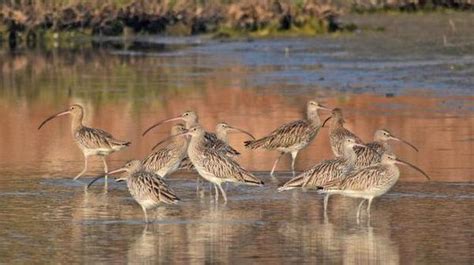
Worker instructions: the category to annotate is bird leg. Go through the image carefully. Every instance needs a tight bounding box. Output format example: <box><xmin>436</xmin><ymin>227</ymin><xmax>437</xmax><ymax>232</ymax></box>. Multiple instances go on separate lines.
<box><xmin>323</xmin><ymin>194</ymin><xmax>330</xmax><ymax>213</ymax></box>
<box><xmin>101</xmin><ymin>157</ymin><xmax>108</xmax><ymax>190</ymax></box>
<box><xmin>290</xmin><ymin>151</ymin><xmax>299</xmax><ymax>177</ymax></box>
<box><xmin>356</xmin><ymin>199</ymin><xmax>366</xmax><ymax>221</ymax></box>
<box><xmin>142</xmin><ymin>206</ymin><xmax>149</xmax><ymax>223</ymax></box>
<box><xmin>74</xmin><ymin>155</ymin><xmax>89</xmax><ymax>180</ymax></box>
<box><xmin>367</xmin><ymin>198</ymin><xmax>373</xmax><ymax>219</ymax></box>
<box><xmin>214</xmin><ymin>184</ymin><xmax>219</xmax><ymax>202</ymax></box>
<box><xmin>217</xmin><ymin>183</ymin><xmax>227</xmax><ymax>203</ymax></box>
<box><xmin>270</xmin><ymin>152</ymin><xmax>285</xmax><ymax>177</ymax></box>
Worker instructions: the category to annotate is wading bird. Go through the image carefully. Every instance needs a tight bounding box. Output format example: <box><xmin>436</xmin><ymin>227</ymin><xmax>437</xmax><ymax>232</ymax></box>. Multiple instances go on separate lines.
<box><xmin>158</xmin><ymin>126</ymin><xmax>263</xmax><ymax>202</ymax></box>
<box><xmin>278</xmin><ymin>137</ymin><xmax>366</xmax><ymax>213</ymax></box>
<box><xmin>322</xmin><ymin>108</ymin><xmax>363</xmax><ymax>157</ymax></box>
<box><xmin>38</xmin><ymin>104</ymin><xmax>130</xmax><ymax>180</ymax></box>
<box><xmin>318</xmin><ymin>153</ymin><xmax>430</xmax><ymax>220</ymax></box>
<box><xmin>245</xmin><ymin>100</ymin><xmax>330</xmax><ymax>177</ymax></box>
<box><xmin>88</xmin><ymin>160</ymin><xmax>179</xmax><ymax>223</ymax></box>
<box><xmin>142</xmin><ymin>123</ymin><xmax>188</xmax><ymax>178</ymax></box>
<box><xmin>354</xmin><ymin>129</ymin><xmax>418</xmax><ymax>168</ymax></box>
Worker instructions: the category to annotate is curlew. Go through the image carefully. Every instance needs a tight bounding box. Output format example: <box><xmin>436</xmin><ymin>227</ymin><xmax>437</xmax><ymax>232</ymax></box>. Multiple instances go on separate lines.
<box><xmin>244</xmin><ymin>100</ymin><xmax>330</xmax><ymax>177</ymax></box>
<box><xmin>88</xmin><ymin>160</ymin><xmax>179</xmax><ymax>223</ymax></box>
<box><xmin>38</xmin><ymin>104</ymin><xmax>130</xmax><ymax>181</ymax></box>
<box><xmin>159</xmin><ymin>125</ymin><xmax>264</xmax><ymax>202</ymax></box>
<box><xmin>278</xmin><ymin>137</ymin><xmax>366</xmax><ymax>212</ymax></box>
<box><xmin>354</xmin><ymin>129</ymin><xmax>418</xmax><ymax>168</ymax></box>
<box><xmin>142</xmin><ymin>123</ymin><xmax>188</xmax><ymax>178</ymax></box>
<box><xmin>322</xmin><ymin>108</ymin><xmax>363</xmax><ymax>157</ymax></box>
<box><xmin>318</xmin><ymin>152</ymin><xmax>430</xmax><ymax>220</ymax></box>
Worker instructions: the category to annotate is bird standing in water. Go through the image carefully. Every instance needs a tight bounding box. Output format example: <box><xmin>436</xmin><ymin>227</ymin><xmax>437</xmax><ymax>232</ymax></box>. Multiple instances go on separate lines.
<box><xmin>245</xmin><ymin>101</ymin><xmax>330</xmax><ymax>177</ymax></box>
<box><xmin>38</xmin><ymin>104</ymin><xmax>130</xmax><ymax>181</ymax></box>
<box><xmin>278</xmin><ymin>137</ymin><xmax>366</xmax><ymax>213</ymax></box>
<box><xmin>318</xmin><ymin>152</ymin><xmax>430</xmax><ymax>220</ymax></box>
<box><xmin>88</xmin><ymin>160</ymin><xmax>179</xmax><ymax>223</ymax></box>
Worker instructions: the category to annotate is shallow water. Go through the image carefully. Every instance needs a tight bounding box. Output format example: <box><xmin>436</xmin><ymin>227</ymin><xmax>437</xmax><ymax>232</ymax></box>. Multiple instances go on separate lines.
<box><xmin>0</xmin><ymin>14</ymin><xmax>473</xmax><ymax>264</ymax></box>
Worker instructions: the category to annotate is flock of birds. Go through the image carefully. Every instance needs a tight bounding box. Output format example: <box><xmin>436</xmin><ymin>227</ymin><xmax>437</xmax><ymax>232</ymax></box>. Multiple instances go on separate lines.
<box><xmin>38</xmin><ymin>101</ymin><xmax>430</xmax><ymax>223</ymax></box>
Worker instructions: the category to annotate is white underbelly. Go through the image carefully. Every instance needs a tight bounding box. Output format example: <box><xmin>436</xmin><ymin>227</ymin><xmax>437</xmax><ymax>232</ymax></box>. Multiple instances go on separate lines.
<box><xmin>82</xmin><ymin>147</ymin><xmax>114</xmax><ymax>156</ymax></box>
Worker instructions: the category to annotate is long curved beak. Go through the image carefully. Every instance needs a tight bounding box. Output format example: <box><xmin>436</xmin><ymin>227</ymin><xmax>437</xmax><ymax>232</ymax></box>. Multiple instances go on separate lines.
<box><xmin>391</xmin><ymin>136</ymin><xmax>419</xmax><ymax>152</ymax></box>
<box><xmin>38</xmin><ymin>110</ymin><xmax>70</xmax><ymax>130</ymax></box>
<box><xmin>319</xmin><ymin>104</ymin><xmax>331</xmax><ymax>111</ymax></box>
<box><xmin>142</xmin><ymin>116</ymin><xmax>183</xmax><ymax>136</ymax></box>
<box><xmin>151</xmin><ymin>130</ymin><xmax>190</xmax><ymax>150</ymax></box>
<box><xmin>321</xmin><ymin>116</ymin><xmax>332</xmax><ymax>128</ymax></box>
<box><xmin>396</xmin><ymin>158</ymin><xmax>430</xmax><ymax>181</ymax></box>
<box><xmin>230</xmin><ymin>127</ymin><xmax>255</xmax><ymax>140</ymax></box>
<box><xmin>86</xmin><ymin>167</ymin><xmax>128</xmax><ymax>188</ymax></box>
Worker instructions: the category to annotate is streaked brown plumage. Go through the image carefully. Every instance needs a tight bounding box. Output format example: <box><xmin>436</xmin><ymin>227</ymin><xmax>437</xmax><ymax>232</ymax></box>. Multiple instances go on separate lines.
<box><xmin>354</xmin><ymin>129</ymin><xmax>419</xmax><ymax>168</ymax></box>
<box><xmin>319</xmin><ymin>153</ymin><xmax>430</xmax><ymax>220</ymax></box>
<box><xmin>278</xmin><ymin>137</ymin><xmax>365</xmax><ymax>212</ymax></box>
<box><xmin>88</xmin><ymin>160</ymin><xmax>179</xmax><ymax>223</ymax></box>
<box><xmin>245</xmin><ymin>100</ymin><xmax>330</xmax><ymax>177</ymax></box>
<box><xmin>323</xmin><ymin>108</ymin><xmax>363</xmax><ymax>157</ymax></box>
<box><xmin>142</xmin><ymin>123</ymin><xmax>188</xmax><ymax>178</ymax></box>
<box><xmin>178</xmin><ymin>126</ymin><xmax>264</xmax><ymax>202</ymax></box>
<box><xmin>38</xmin><ymin>104</ymin><xmax>130</xmax><ymax>181</ymax></box>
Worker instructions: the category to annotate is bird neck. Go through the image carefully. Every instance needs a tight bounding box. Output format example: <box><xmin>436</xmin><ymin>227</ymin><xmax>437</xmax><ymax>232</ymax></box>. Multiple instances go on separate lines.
<box><xmin>330</xmin><ymin>118</ymin><xmax>344</xmax><ymax>131</ymax></box>
<box><xmin>188</xmin><ymin>133</ymin><xmax>206</xmax><ymax>151</ymax></box>
<box><xmin>342</xmin><ymin>145</ymin><xmax>358</xmax><ymax>166</ymax></box>
<box><xmin>70</xmin><ymin>112</ymin><xmax>84</xmax><ymax>132</ymax></box>
<box><xmin>307</xmin><ymin>109</ymin><xmax>321</xmax><ymax>126</ymax></box>
<box><xmin>216</xmin><ymin>130</ymin><xmax>228</xmax><ymax>143</ymax></box>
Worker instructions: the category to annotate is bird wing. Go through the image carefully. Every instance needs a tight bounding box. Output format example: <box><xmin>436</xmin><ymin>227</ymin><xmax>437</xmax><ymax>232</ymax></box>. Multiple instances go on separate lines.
<box><xmin>199</xmin><ymin>149</ymin><xmax>261</xmax><ymax>184</ymax></box>
<box><xmin>76</xmin><ymin>126</ymin><xmax>129</xmax><ymax>150</ymax></box>
<box><xmin>142</xmin><ymin>146</ymin><xmax>174</xmax><ymax>172</ymax></box>
<box><xmin>204</xmin><ymin>132</ymin><xmax>240</xmax><ymax>156</ymax></box>
<box><xmin>130</xmin><ymin>171</ymin><xmax>179</xmax><ymax>205</ymax></box>
<box><xmin>255</xmin><ymin>120</ymin><xmax>316</xmax><ymax>149</ymax></box>
<box><xmin>335</xmin><ymin>165</ymin><xmax>388</xmax><ymax>191</ymax></box>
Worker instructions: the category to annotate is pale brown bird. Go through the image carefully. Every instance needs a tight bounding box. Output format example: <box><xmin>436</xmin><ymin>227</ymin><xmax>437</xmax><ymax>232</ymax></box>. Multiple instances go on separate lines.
<box><xmin>245</xmin><ymin>100</ymin><xmax>330</xmax><ymax>177</ymax></box>
<box><xmin>38</xmin><ymin>104</ymin><xmax>130</xmax><ymax>180</ymax></box>
<box><xmin>322</xmin><ymin>108</ymin><xmax>363</xmax><ymax>157</ymax></box>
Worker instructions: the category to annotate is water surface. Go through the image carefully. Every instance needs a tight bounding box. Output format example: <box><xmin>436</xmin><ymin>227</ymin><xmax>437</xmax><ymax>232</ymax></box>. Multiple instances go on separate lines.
<box><xmin>0</xmin><ymin>13</ymin><xmax>473</xmax><ymax>264</ymax></box>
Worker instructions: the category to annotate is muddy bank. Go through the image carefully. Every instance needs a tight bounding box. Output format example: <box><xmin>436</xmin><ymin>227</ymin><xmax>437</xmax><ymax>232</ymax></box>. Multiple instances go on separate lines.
<box><xmin>0</xmin><ymin>0</ymin><xmax>344</xmax><ymax>48</ymax></box>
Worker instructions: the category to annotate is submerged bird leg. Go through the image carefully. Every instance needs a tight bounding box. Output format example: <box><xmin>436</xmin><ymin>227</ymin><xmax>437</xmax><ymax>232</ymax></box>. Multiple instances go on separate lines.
<box><xmin>74</xmin><ymin>155</ymin><xmax>89</xmax><ymax>180</ymax></box>
<box><xmin>218</xmin><ymin>183</ymin><xmax>227</xmax><ymax>203</ymax></box>
<box><xmin>214</xmin><ymin>184</ymin><xmax>219</xmax><ymax>202</ymax></box>
<box><xmin>367</xmin><ymin>198</ymin><xmax>373</xmax><ymax>219</ymax></box>
<box><xmin>270</xmin><ymin>152</ymin><xmax>285</xmax><ymax>177</ymax></box>
<box><xmin>290</xmin><ymin>151</ymin><xmax>298</xmax><ymax>177</ymax></box>
<box><xmin>323</xmin><ymin>194</ymin><xmax>330</xmax><ymax>213</ymax></box>
<box><xmin>101</xmin><ymin>156</ymin><xmax>108</xmax><ymax>182</ymax></box>
<box><xmin>356</xmin><ymin>199</ymin><xmax>366</xmax><ymax>221</ymax></box>
<box><xmin>142</xmin><ymin>206</ymin><xmax>149</xmax><ymax>223</ymax></box>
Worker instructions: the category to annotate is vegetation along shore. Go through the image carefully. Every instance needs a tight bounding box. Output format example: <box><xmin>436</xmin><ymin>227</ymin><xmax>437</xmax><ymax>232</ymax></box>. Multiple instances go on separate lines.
<box><xmin>1</xmin><ymin>0</ymin><xmax>473</xmax><ymax>48</ymax></box>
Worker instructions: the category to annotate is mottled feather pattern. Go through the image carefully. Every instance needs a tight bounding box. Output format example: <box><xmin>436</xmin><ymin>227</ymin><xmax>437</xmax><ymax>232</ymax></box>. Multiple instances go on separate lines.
<box><xmin>323</xmin><ymin>164</ymin><xmax>396</xmax><ymax>192</ymax></box>
<box><xmin>330</xmin><ymin>128</ymin><xmax>363</xmax><ymax>156</ymax></box>
<box><xmin>178</xmin><ymin>156</ymin><xmax>195</xmax><ymax>170</ymax></box>
<box><xmin>205</xmin><ymin>132</ymin><xmax>240</xmax><ymax>156</ymax></box>
<box><xmin>196</xmin><ymin>146</ymin><xmax>263</xmax><ymax>185</ymax></box>
<box><xmin>75</xmin><ymin>126</ymin><xmax>130</xmax><ymax>150</ymax></box>
<box><xmin>354</xmin><ymin>142</ymin><xmax>385</xmax><ymax>168</ymax></box>
<box><xmin>281</xmin><ymin>157</ymin><xmax>350</xmax><ymax>190</ymax></box>
<box><xmin>142</xmin><ymin>142</ymin><xmax>186</xmax><ymax>174</ymax></box>
<box><xmin>128</xmin><ymin>171</ymin><xmax>179</xmax><ymax>206</ymax></box>
<box><xmin>245</xmin><ymin>120</ymin><xmax>319</xmax><ymax>150</ymax></box>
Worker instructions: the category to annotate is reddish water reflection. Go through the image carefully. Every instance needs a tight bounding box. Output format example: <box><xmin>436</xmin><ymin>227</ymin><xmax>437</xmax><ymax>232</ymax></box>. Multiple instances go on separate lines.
<box><xmin>0</xmin><ymin>90</ymin><xmax>472</xmax><ymax>181</ymax></box>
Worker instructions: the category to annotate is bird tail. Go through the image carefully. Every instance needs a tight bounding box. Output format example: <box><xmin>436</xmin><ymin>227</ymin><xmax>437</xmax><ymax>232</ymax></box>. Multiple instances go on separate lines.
<box><xmin>111</xmin><ymin>138</ymin><xmax>131</xmax><ymax>148</ymax></box>
<box><xmin>241</xmin><ymin>172</ymin><xmax>264</xmax><ymax>186</ymax></box>
<box><xmin>244</xmin><ymin>137</ymin><xmax>268</xmax><ymax>149</ymax></box>
<box><xmin>159</xmin><ymin>186</ymin><xmax>180</xmax><ymax>204</ymax></box>
<box><xmin>277</xmin><ymin>175</ymin><xmax>306</xmax><ymax>192</ymax></box>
